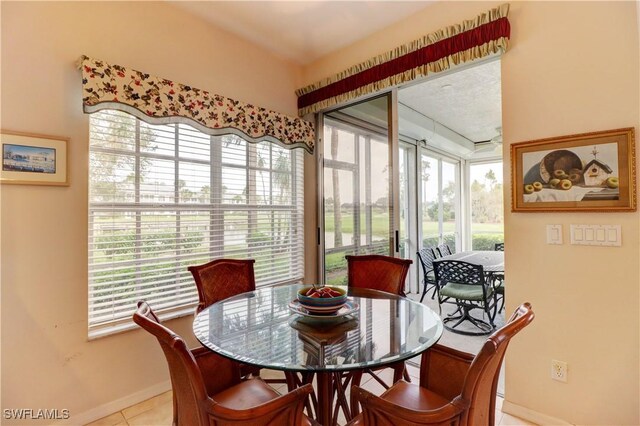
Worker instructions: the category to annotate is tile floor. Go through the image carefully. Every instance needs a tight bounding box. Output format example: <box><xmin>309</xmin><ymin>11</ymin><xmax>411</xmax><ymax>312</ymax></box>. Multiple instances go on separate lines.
<box><xmin>86</xmin><ymin>367</ymin><xmax>535</xmax><ymax>426</ymax></box>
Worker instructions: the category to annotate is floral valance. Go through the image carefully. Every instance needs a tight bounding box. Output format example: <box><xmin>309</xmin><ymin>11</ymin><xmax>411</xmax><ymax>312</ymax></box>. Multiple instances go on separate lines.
<box><xmin>79</xmin><ymin>56</ymin><xmax>315</xmax><ymax>152</ymax></box>
<box><xmin>296</xmin><ymin>4</ymin><xmax>510</xmax><ymax>116</ymax></box>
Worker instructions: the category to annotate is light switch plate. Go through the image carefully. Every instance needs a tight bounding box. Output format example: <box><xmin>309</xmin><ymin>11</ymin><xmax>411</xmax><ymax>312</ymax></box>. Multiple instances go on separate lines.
<box><xmin>570</xmin><ymin>225</ymin><xmax>621</xmax><ymax>246</ymax></box>
<box><xmin>546</xmin><ymin>225</ymin><xmax>563</xmax><ymax>244</ymax></box>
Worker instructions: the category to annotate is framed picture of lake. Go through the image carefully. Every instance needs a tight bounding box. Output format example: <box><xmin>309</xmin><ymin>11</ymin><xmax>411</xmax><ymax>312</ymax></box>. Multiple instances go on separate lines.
<box><xmin>511</xmin><ymin>127</ymin><xmax>636</xmax><ymax>212</ymax></box>
<box><xmin>1</xmin><ymin>131</ymin><xmax>69</xmax><ymax>186</ymax></box>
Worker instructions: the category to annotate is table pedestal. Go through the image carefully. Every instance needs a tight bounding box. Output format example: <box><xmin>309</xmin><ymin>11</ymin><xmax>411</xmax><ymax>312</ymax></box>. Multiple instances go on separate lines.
<box><xmin>316</xmin><ymin>372</ymin><xmax>334</xmax><ymax>425</ymax></box>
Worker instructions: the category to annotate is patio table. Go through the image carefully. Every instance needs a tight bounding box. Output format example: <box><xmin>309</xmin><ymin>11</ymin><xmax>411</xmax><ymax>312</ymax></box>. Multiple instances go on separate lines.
<box><xmin>434</xmin><ymin>250</ymin><xmax>504</xmax><ymax>273</ymax></box>
<box><xmin>193</xmin><ymin>284</ymin><xmax>443</xmax><ymax>426</ymax></box>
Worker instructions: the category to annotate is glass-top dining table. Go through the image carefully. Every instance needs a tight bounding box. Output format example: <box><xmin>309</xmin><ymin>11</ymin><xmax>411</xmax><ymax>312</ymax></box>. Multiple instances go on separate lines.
<box><xmin>193</xmin><ymin>284</ymin><xmax>443</xmax><ymax>425</ymax></box>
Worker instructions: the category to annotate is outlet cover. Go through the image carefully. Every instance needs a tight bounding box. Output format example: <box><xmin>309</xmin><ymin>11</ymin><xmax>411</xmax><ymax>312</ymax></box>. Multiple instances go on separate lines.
<box><xmin>551</xmin><ymin>359</ymin><xmax>568</xmax><ymax>382</ymax></box>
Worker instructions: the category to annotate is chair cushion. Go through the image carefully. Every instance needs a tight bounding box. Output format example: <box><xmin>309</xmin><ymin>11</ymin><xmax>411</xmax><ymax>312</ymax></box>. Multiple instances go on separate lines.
<box><xmin>381</xmin><ymin>380</ymin><xmax>451</xmax><ymax>411</ymax></box>
<box><xmin>440</xmin><ymin>282</ymin><xmax>492</xmax><ymax>301</ymax></box>
<box><xmin>495</xmin><ymin>281</ymin><xmax>504</xmax><ymax>294</ymax></box>
<box><xmin>213</xmin><ymin>378</ymin><xmax>315</xmax><ymax>425</ymax></box>
<box><xmin>426</xmin><ymin>271</ymin><xmax>436</xmax><ymax>281</ymax></box>
<box><xmin>213</xmin><ymin>377</ymin><xmax>279</xmax><ymax>410</ymax></box>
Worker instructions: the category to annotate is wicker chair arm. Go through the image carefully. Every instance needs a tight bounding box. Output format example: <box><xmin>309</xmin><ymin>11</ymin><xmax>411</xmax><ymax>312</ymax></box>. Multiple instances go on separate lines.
<box><xmin>352</xmin><ymin>385</ymin><xmax>467</xmax><ymax>425</ymax></box>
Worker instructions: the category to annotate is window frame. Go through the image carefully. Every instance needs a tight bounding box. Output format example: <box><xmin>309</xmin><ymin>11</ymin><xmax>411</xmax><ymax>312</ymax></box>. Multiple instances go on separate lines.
<box><xmin>88</xmin><ymin>111</ymin><xmax>304</xmax><ymax>339</ymax></box>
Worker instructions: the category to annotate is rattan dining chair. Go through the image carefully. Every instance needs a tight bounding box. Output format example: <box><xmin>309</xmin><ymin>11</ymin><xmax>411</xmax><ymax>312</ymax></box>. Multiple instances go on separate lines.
<box><xmin>133</xmin><ymin>301</ymin><xmax>315</xmax><ymax>426</ymax></box>
<box><xmin>189</xmin><ymin>258</ymin><xmax>256</xmax><ymax>314</ymax></box>
<box><xmin>189</xmin><ymin>258</ymin><xmax>288</xmax><ymax>386</ymax></box>
<box><xmin>344</xmin><ymin>254</ymin><xmax>413</xmax><ymax>416</ymax></box>
<box><xmin>348</xmin><ymin>303</ymin><xmax>534</xmax><ymax>426</ymax></box>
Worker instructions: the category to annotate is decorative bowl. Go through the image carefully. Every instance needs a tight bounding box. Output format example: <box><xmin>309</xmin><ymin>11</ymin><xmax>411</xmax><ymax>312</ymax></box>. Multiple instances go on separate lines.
<box><xmin>297</xmin><ymin>286</ymin><xmax>347</xmax><ymax>308</ymax></box>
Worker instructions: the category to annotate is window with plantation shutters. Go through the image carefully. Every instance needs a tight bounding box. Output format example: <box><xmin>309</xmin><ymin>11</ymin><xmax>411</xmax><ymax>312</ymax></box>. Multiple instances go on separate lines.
<box><xmin>88</xmin><ymin>110</ymin><xmax>305</xmax><ymax>338</ymax></box>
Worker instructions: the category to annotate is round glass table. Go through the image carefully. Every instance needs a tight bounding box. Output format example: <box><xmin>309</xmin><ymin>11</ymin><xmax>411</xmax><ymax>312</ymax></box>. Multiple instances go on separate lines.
<box><xmin>193</xmin><ymin>284</ymin><xmax>443</xmax><ymax>425</ymax></box>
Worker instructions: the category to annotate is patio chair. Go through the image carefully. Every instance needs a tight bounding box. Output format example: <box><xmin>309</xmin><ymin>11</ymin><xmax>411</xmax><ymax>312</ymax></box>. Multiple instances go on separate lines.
<box><xmin>416</xmin><ymin>247</ymin><xmax>439</xmax><ymax>302</ymax></box>
<box><xmin>493</xmin><ymin>275</ymin><xmax>505</xmax><ymax>315</ymax></box>
<box><xmin>492</xmin><ymin>243</ymin><xmax>505</xmax><ymax>313</ymax></box>
<box><xmin>133</xmin><ymin>301</ymin><xmax>315</xmax><ymax>426</ymax></box>
<box><xmin>345</xmin><ymin>254</ymin><xmax>413</xmax><ymax>416</ymax></box>
<box><xmin>436</xmin><ymin>243</ymin><xmax>452</xmax><ymax>257</ymax></box>
<box><xmin>348</xmin><ymin>303</ymin><xmax>534</xmax><ymax>426</ymax></box>
<box><xmin>433</xmin><ymin>260</ymin><xmax>497</xmax><ymax>335</ymax></box>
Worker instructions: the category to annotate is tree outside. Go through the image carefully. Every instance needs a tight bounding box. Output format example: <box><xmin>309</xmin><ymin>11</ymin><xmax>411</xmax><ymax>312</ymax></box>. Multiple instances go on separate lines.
<box><xmin>470</xmin><ymin>162</ymin><xmax>504</xmax><ymax>249</ymax></box>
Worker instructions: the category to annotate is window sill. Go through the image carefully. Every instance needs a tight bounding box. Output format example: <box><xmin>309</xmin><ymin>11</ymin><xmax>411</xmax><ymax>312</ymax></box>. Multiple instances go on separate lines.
<box><xmin>88</xmin><ymin>304</ymin><xmax>196</xmax><ymax>341</ymax></box>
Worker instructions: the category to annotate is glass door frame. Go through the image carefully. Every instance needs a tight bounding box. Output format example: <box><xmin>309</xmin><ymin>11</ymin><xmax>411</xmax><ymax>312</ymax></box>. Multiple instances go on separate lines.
<box><xmin>316</xmin><ymin>91</ymin><xmax>401</xmax><ymax>284</ymax></box>
<box><xmin>416</xmin><ymin>146</ymin><xmax>464</xmax><ymax>254</ymax></box>
<box><xmin>317</xmin><ymin>91</ymin><xmax>466</xmax><ymax>289</ymax></box>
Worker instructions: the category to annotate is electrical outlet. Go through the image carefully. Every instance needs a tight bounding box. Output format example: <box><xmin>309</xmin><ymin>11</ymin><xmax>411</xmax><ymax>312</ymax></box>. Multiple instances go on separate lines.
<box><xmin>551</xmin><ymin>359</ymin><xmax>567</xmax><ymax>382</ymax></box>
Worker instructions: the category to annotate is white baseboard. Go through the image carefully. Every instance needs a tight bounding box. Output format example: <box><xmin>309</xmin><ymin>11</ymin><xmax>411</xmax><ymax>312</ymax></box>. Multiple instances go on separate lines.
<box><xmin>56</xmin><ymin>380</ymin><xmax>171</xmax><ymax>425</ymax></box>
<box><xmin>502</xmin><ymin>400</ymin><xmax>573</xmax><ymax>425</ymax></box>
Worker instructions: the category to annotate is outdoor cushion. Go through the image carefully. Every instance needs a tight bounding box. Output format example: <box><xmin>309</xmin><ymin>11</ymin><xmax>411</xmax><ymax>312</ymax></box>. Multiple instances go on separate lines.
<box><xmin>440</xmin><ymin>282</ymin><xmax>492</xmax><ymax>301</ymax></box>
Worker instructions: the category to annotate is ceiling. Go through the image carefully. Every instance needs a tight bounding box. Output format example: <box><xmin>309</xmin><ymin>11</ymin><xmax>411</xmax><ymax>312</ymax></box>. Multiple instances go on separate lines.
<box><xmin>398</xmin><ymin>59</ymin><xmax>502</xmax><ymax>143</ymax></box>
<box><xmin>171</xmin><ymin>1</ymin><xmax>502</xmax><ymax>158</ymax></box>
<box><xmin>170</xmin><ymin>1</ymin><xmax>435</xmax><ymax>65</ymax></box>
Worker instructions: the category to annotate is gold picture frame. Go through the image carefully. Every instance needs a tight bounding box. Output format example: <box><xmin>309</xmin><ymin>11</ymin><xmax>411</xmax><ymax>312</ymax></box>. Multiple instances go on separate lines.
<box><xmin>1</xmin><ymin>131</ymin><xmax>69</xmax><ymax>186</ymax></box>
<box><xmin>511</xmin><ymin>127</ymin><xmax>636</xmax><ymax>212</ymax></box>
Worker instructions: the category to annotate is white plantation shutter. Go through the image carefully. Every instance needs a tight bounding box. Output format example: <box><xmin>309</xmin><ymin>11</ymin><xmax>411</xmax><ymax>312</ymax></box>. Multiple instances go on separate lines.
<box><xmin>88</xmin><ymin>110</ymin><xmax>305</xmax><ymax>338</ymax></box>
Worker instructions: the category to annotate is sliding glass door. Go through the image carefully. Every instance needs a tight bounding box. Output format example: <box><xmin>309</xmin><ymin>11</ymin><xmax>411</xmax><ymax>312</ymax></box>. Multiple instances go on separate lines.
<box><xmin>318</xmin><ymin>94</ymin><xmax>462</xmax><ymax>291</ymax></box>
<box><xmin>321</xmin><ymin>95</ymin><xmax>394</xmax><ymax>285</ymax></box>
<box><xmin>419</xmin><ymin>152</ymin><xmax>460</xmax><ymax>252</ymax></box>
<box><xmin>399</xmin><ymin>142</ymin><xmax>417</xmax><ymax>290</ymax></box>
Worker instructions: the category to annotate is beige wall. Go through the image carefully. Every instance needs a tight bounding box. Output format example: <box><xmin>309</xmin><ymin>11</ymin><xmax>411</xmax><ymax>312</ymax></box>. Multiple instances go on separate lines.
<box><xmin>2</xmin><ymin>1</ymin><xmax>639</xmax><ymax>425</ymax></box>
<box><xmin>302</xmin><ymin>1</ymin><xmax>640</xmax><ymax>424</ymax></box>
<box><xmin>0</xmin><ymin>2</ymin><xmax>307</xmax><ymax>424</ymax></box>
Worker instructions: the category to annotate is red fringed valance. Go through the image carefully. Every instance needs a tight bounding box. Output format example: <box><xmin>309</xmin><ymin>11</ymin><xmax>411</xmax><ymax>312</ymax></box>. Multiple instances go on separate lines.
<box><xmin>296</xmin><ymin>4</ymin><xmax>510</xmax><ymax>116</ymax></box>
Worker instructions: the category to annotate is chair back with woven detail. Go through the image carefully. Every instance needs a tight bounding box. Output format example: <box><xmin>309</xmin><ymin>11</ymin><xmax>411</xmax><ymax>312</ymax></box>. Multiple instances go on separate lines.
<box><xmin>133</xmin><ymin>301</ymin><xmax>238</xmax><ymax>425</ymax></box>
<box><xmin>459</xmin><ymin>303</ymin><xmax>534</xmax><ymax>425</ymax></box>
<box><xmin>346</xmin><ymin>254</ymin><xmax>412</xmax><ymax>296</ymax></box>
<box><xmin>134</xmin><ymin>301</ymin><xmax>313</xmax><ymax>426</ymax></box>
<box><xmin>350</xmin><ymin>303</ymin><xmax>535</xmax><ymax>426</ymax></box>
<box><xmin>344</xmin><ymin>254</ymin><xmax>413</xmax><ymax>417</ymax></box>
<box><xmin>189</xmin><ymin>259</ymin><xmax>256</xmax><ymax>313</ymax></box>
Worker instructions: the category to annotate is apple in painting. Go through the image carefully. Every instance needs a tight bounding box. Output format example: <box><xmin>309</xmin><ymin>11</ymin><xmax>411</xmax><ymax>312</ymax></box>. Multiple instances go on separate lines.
<box><xmin>532</xmin><ymin>181</ymin><xmax>543</xmax><ymax>191</ymax></box>
<box><xmin>560</xmin><ymin>179</ymin><xmax>572</xmax><ymax>190</ymax></box>
<box><xmin>549</xmin><ymin>178</ymin><xmax>561</xmax><ymax>188</ymax></box>
<box><xmin>524</xmin><ymin>184</ymin><xmax>535</xmax><ymax>194</ymax></box>
<box><xmin>606</xmin><ymin>176</ymin><xmax>619</xmax><ymax>188</ymax></box>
